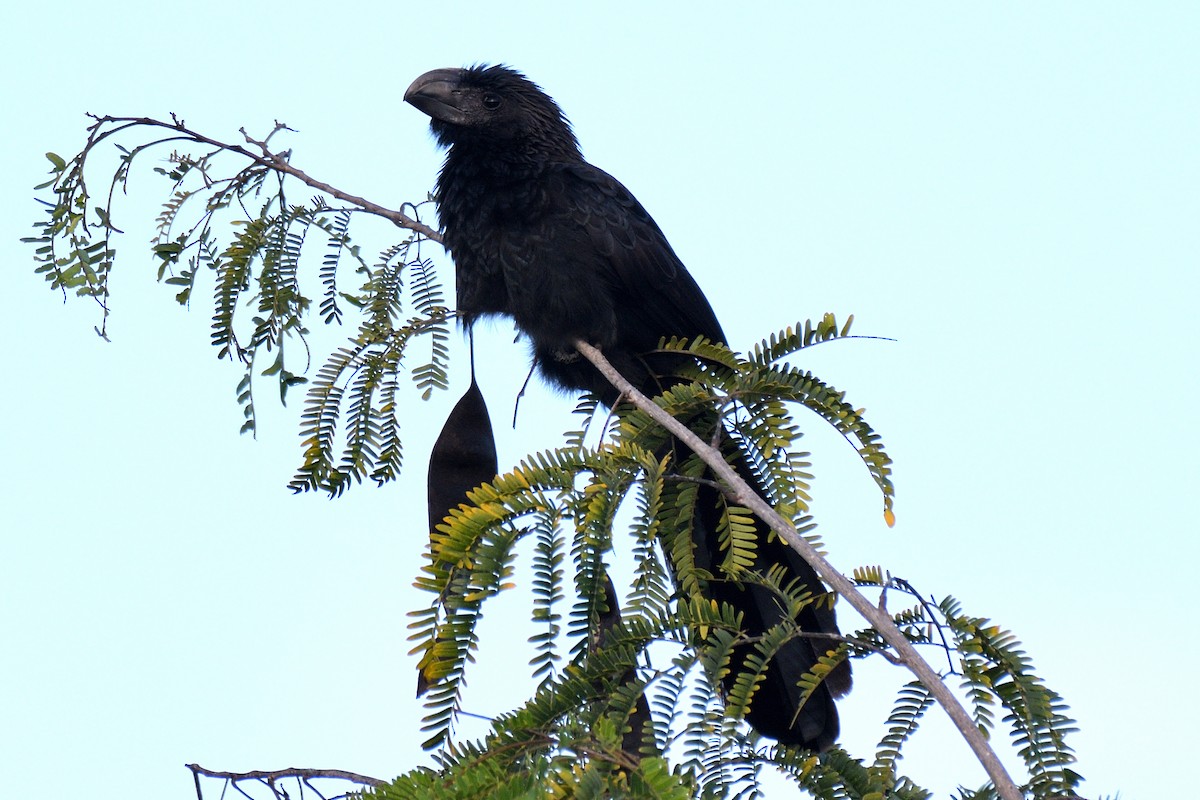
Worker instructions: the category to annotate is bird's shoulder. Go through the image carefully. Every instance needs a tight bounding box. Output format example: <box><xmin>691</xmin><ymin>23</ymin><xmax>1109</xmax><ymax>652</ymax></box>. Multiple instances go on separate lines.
<box><xmin>543</xmin><ymin>162</ymin><xmax>660</xmax><ymax>231</ymax></box>
<box><xmin>539</xmin><ymin>161</ymin><xmax>726</xmax><ymax>344</ymax></box>
<box><xmin>533</xmin><ymin>161</ymin><xmax>680</xmax><ymax>273</ymax></box>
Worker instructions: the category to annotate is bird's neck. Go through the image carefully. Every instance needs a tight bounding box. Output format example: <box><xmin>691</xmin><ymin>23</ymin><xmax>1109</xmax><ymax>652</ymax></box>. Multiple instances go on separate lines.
<box><xmin>441</xmin><ymin>132</ymin><xmax>579</xmax><ymax>182</ymax></box>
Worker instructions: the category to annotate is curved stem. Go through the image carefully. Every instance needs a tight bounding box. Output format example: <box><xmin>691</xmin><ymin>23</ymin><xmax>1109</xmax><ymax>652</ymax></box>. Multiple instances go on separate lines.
<box><xmin>86</xmin><ymin>115</ymin><xmax>444</xmax><ymax>242</ymax></box>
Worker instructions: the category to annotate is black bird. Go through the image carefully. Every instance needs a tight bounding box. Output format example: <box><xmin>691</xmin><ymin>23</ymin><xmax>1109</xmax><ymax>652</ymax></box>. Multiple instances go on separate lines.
<box><xmin>406</xmin><ymin>64</ymin><xmax>850</xmax><ymax>750</ymax></box>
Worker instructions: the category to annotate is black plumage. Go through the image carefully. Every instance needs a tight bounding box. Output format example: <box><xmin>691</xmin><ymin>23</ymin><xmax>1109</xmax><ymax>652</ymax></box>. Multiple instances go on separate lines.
<box><xmin>406</xmin><ymin>64</ymin><xmax>849</xmax><ymax>750</ymax></box>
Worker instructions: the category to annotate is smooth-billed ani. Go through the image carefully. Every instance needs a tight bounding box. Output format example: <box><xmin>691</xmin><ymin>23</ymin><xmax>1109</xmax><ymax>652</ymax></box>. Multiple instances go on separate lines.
<box><xmin>406</xmin><ymin>64</ymin><xmax>850</xmax><ymax>751</ymax></box>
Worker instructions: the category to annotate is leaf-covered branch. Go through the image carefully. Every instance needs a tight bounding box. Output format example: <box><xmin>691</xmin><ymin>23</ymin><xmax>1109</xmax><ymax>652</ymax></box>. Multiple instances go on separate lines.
<box><xmin>26</xmin><ymin>114</ymin><xmax>451</xmax><ymax>456</ymax></box>
<box><xmin>405</xmin><ymin>329</ymin><xmax>1080</xmax><ymax>798</ymax></box>
<box><xmin>95</xmin><ymin>114</ymin><xmax>441</xmax><ymax>239</ymax></box>
<box><xmin>573</xmin><ymin>338</ymin><xmax>1027</xmax><ymax>800</ymax></box>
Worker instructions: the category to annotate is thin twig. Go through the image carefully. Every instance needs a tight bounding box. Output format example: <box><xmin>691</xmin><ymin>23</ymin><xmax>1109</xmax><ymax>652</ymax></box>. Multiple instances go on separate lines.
<box><xmin>186</xmin><ymin>764</ymin><xmax>387</xmax><ymax>789</ymax></box>
<box><xmin>87</xmin><ymin>114</ymin><xmax>444</xmax><ymax>242</ymax></box>
<box><xmin>890</xmin><ymin>576</ymin><xmax>960</xmax><ymax>677</ymax></box>
<box><xmin>573</xmin><ymin>338</ymin><xmax>1024</xmax><ymax>800</ymax></box>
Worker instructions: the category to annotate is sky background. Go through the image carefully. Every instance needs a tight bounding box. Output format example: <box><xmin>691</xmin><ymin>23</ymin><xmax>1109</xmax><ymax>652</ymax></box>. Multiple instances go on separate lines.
<box><xmin>3</xmin><ymin>3</ymin><xmax>1197</xmax><ymax>798</ymax></box>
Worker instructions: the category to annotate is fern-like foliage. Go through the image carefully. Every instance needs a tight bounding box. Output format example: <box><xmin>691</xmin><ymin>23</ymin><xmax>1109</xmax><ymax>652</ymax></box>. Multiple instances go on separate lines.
<box><xmin>847</xmin><ymin>570</ymin><xmax>1083</xmax><ymax>799</ymax></box>
<box><xmin>941</xmin><ymin>597</ymin><xmax>1082</xmax><ymax>798</ymax></box>
<box><xmin>408</xmin><ymin>333</ymin><xmax>896</xmax><ymax>797</ymax></box>
<box><xmin>408</xmin><ymin>343</ymin><xmax>1082</xmax><ymax>798</ymax></box>
<box><xmin>287</xmin><ymin>238</ymin><xmax>450</xmax><ymax>495</ymax></box>
<box><xmin>26</xmin><ymin>116</ymin><xmax>449</xmax><ymax>486</ymax></box>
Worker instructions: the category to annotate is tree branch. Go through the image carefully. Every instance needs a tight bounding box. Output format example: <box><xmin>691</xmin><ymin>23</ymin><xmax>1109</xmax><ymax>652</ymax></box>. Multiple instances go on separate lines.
<box><xmin>186</xmin><ymin>763</ymin><xmax>388</xmax><ymax>792</ymax></box>
<box><xmin>573</xmin><ymin>339</ymin><xmax>1023</xmax><ymax>800</ymax></box>
<box><xmin>86</xmin><ymin>114</ymin><xmax>444</xmax><ymax>242</ymax></box>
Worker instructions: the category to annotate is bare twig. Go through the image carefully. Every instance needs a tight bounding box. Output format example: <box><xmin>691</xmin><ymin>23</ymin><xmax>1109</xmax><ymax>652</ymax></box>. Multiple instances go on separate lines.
<box><xmin>186</xmin><ymin>763</ymin><xmax>387</xmax><ymax>789</ymax></box>
<box><xmin>184</xmin><ymin>762</ymin><xmax>386</xmax><ymax>786</ymax></box>
<box><xmin>573</xmin><ymin>339</ymin><xmax>1024</xmax><ymax>800</ymax></box>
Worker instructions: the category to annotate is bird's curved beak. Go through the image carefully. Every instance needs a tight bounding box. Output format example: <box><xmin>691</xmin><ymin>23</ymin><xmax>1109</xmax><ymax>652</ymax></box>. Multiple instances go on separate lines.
<box><xmin>405</xmin><ymin>68</ymin><xmax>469</xmax><ymax>125</ymax></box>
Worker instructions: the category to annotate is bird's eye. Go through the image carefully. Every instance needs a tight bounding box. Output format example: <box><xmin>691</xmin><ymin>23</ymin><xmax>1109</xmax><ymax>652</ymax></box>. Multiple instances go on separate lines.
<box><xmin>481</xmin><ymin>93</ymin><xmax>502</xmax><ymax>110</ymax></box>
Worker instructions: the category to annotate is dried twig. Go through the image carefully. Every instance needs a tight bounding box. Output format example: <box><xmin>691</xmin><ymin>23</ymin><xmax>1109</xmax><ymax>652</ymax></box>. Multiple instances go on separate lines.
<box><xmin>187</xmin><ymin>763</ymin><xmax>387</xmax><ymax>800</ymax></box>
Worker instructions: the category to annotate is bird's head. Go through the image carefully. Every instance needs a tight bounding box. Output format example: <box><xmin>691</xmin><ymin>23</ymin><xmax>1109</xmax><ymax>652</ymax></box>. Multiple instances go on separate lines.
<box><xmin>405</xmin><ymin>64</ymin><xmax>580</xmax><ymax>158</ymax></box>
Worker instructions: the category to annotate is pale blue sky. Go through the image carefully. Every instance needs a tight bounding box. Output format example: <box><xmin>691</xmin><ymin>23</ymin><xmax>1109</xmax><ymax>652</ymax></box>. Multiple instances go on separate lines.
<box><xmin>3</xmin><ymin>3</ymin><xmax>1197</xmax><ymax>798</ymax></box>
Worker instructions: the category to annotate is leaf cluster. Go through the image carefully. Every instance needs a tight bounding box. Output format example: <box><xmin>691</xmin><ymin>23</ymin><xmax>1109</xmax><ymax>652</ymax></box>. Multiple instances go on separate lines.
<box><xmin>850</xmin><ymin>570</ymin><xmax>1083</xmax><ymax>800</ymax></box>
<box><xmin>404</xmin><ymin>335</ymin><xmax>1082</xmax><ymax>799</ymax></box>
<box><xmin>26</xmin><ymin>115</ymin><xmax>451</xmax><ymax>467</ymax></box>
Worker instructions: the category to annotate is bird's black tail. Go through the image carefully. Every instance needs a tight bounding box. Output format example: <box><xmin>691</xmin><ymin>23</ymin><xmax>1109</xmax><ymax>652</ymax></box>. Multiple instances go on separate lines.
<box><xmin>669</xmin><ymin>423</ymin><xmax>851</xmax><ymax>751</ymax></box>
